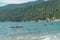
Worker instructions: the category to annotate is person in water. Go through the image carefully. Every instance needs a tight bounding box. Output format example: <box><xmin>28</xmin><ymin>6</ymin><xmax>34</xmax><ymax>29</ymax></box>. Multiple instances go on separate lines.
<box><xmin>51</xmin><ymin>22</ymin><xmax>53</xmax><ymax>25</ymax></box>
<box><xmin>44</xmin><ymin>24</ymin><xmax>48</xmax><ymax>26</ymax></box>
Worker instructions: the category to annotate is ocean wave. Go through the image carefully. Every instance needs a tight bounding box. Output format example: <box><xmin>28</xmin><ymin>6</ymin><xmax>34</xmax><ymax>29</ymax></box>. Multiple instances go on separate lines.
<box><xmin>0</xmin><ymin>33</ymin><xmax>60</xmax><ymax>40</ymax></box>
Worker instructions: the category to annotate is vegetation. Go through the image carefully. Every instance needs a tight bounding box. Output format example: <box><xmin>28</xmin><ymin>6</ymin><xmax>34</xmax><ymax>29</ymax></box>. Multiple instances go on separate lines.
<box><xmin>0</xmin><ymin>0</ymin><xmax>60</xmax><ymax>22</ymax></box>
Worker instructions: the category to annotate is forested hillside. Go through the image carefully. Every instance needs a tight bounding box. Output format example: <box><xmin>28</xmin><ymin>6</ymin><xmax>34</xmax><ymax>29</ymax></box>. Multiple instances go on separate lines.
<box><xmin>0</xmin><ymin>0</ymin><xmax>60</xmax><ymax>22</ymax></box>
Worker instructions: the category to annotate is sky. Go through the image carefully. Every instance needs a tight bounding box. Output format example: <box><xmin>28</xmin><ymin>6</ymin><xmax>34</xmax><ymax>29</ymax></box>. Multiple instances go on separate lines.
<box><xmin>44</xmin><ymin>0</ymin><xmax>48</xmax><ymax>1</ymax></box>
<box><xmin>0</xmin><ymin>0</ymin><xmax>48</xmax><ymax>7</ymax></box>
<box><xmin>0</xmin><ymin>2</ymin><xmax>7</xmax><ymax>6</ymax></box>
<box><xmin>0</xmin><ymin>0</ymin><xmax>37</xmax><ymax>6</ymax></box>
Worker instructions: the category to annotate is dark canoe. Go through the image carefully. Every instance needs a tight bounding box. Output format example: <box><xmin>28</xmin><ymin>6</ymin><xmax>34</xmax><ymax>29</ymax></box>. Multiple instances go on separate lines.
<box><xmin>10</xmin><ymin>26</ymin><xmax>23</xmax><ymax>28</ymax></box>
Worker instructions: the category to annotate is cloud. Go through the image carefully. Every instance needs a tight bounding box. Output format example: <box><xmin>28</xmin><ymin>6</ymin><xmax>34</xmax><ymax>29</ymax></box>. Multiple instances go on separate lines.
<box><xmin>0</xmin><ymin>0</ymin><xmax>37</xmax><ymax>4</ymax></box>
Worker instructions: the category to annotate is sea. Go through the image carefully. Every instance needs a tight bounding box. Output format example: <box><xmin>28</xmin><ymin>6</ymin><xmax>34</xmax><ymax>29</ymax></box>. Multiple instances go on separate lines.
<box><xmin>0</xmin><ymin>22</ymin><xmax>60</xmax><ymax>40</ymax></box>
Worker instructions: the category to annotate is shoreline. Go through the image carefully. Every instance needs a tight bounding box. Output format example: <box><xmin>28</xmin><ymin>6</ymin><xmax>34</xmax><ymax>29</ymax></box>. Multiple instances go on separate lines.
<box><xmin>0</xmin><ymin>19</ymin><xmax>60</xmax><ymax>22</ymax></box>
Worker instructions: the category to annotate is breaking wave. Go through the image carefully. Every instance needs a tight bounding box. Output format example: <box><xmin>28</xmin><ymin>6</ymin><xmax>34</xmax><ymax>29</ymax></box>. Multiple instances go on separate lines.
<box><xmin>0</xmin><ymin>33</ymin><xmax>60</xmax><ymax>40</ymax></box>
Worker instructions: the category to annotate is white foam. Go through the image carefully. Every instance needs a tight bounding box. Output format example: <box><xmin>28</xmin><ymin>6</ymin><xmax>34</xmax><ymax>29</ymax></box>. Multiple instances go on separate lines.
<box><xmin>0</xmin><ymin>34</ymin><xmax>60</xmax><ymax>40</ymax></box>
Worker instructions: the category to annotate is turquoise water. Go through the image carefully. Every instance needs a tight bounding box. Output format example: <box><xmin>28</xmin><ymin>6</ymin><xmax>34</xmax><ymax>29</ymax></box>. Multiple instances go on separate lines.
<box><xmin>0</xmin><ymin>22</ymin><xmax>60</xmax><ymax>40</ymax></box>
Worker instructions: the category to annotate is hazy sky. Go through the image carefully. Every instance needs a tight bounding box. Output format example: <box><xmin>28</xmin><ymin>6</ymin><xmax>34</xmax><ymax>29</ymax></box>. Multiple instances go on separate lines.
<box><xmin>0</xmin><ymin>0</ymin><xmax>37</xmax><ymax>6</ymax></box>
<box><xmin>0</xmin><ymin>0</ymin><xmax>48</xmax><ymax>6</ymax></box>
<box><xmin>44</xmin><ymin>0</ymin><xmax>48</xmax><ymax>1</ymax></box>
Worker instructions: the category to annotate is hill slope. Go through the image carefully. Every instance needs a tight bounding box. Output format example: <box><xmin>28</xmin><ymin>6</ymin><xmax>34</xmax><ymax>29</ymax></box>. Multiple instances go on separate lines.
<box><xmin>0</xmin><ymin>0</ymin><xmax>60</xmax><ymax>22</ymax></box>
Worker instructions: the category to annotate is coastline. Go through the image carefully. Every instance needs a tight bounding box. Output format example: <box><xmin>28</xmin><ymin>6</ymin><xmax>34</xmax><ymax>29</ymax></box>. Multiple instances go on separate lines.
<box><xmin>0</xmin><ymin>19</ymin><xmax>60</xmax><ymax>22</ymax></box>
<box><xmin>29</xmin><ymin>19</ymin><xmax>60</xmax><ymax>22</ymax></box>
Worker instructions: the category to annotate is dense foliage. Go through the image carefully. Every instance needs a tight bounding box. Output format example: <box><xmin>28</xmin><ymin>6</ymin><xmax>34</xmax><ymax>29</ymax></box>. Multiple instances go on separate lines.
<box><xmin>0</xmin><ymin>0</ymin><xmax>60</xmax><ymax>22</ymax></box>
